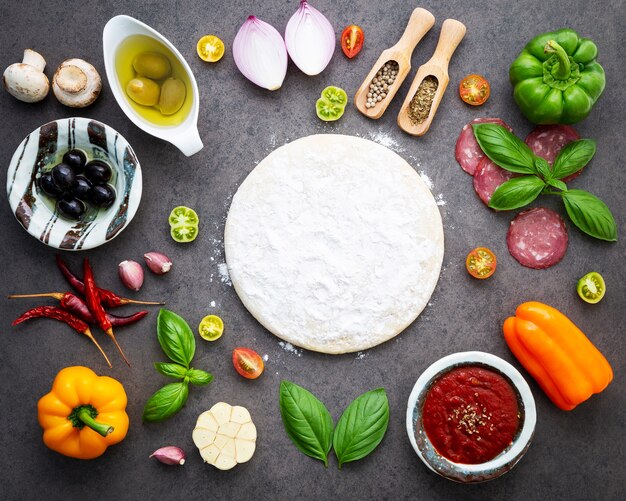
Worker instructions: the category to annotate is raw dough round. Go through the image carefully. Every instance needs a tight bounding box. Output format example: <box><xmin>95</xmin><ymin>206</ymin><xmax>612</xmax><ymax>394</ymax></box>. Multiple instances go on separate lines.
<box><xmin>224</xmin><ymin>134</ymin><xmax>444</xmax><ymax>354</ymax></box>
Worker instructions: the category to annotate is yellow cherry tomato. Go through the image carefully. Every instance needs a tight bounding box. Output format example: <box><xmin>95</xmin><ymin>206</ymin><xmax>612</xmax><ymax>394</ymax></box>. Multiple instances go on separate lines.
<box><xmin>199</xmin><ymin>315</ymin><xmax>224</xmax><ymax>341</ymax></box>
<box><xmin>197</xmin><ymin>35</ymin><xmax>225</xmax><ymax>63</ymax></box>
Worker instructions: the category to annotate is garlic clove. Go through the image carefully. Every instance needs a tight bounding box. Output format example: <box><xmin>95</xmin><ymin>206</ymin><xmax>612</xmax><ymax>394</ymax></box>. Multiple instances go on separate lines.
<box><xmin>149</xmin><ymin>446</ymin><xmax>186</xmax><ymax>465</ymax></box>
<box><xmin>118</xmin><ymin>260</ymin><xmax>144</xmax><ymax>291</ymax></box>
<box><xmin>144</xmin><ymin>252</ymin><xmax>173</xmax><ymax>275</ymax></box>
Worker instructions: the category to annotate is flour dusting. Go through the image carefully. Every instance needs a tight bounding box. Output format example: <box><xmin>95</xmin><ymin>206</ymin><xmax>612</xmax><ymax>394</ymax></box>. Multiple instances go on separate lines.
<box><xmin>419</xmin><ymin>171</ymin><xmax>434</xmax><ymax>189</ymax></box>
<box><xmin>210</xmin><ymin>300</ymin><xmax>216</xmax><ymax>307</ymax></box>
<box><xmin>436</xmin><ymin>193</ymin><xmax>447</xmax><ymax>206</ymax></box>
<box><xmin>356</xmin><ymin>351</ymin><xmax>367</xmax><ymax>360</ymax></box>
<box><xmin>367</xmin><ymin>131</ymin><xmax>404</xmax><ymax>152</ymax></box>
<box><xmin>218</xmin><ymin>263</ymin><xmax>231</xmax><ymax>285</ymax></box>
<box><xmin>278</xmin><ymin>341</ymin><xmax>303</xmax><ymax>357</ymax></box>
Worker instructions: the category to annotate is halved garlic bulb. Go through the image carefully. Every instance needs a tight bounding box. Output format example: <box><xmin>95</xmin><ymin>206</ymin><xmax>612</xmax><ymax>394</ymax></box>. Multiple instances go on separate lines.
<box><xmin>192</xmin><ymin>402</ymin><xmax>257</xmax><ymax>470</ymax></box>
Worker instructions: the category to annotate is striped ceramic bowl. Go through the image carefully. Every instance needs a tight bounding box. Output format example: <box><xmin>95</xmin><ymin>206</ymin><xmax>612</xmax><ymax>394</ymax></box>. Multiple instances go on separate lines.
<box><xmin>6</xmin><ymin>117</ymin><xmax>142</xmax><ymax>250</ymax></box>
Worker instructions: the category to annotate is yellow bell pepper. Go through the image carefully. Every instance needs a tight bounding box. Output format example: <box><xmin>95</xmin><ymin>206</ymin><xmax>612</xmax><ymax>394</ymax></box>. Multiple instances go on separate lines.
<box><xmin>38</xmin><ymin>366</ymin><xmax>129</xmax><ymax>459</ymax></box>
<box><xmin>503</xmin><ymin>302</ymin><xmax>613</xmax><ymax>411</ymax></box>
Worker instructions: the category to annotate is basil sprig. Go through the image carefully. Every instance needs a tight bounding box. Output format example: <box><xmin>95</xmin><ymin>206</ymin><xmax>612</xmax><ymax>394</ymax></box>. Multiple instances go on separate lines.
<box><xmin>279</xmin><ymin>381</ymin><xmax>389</xmax><ymax>469</ymax></box>
<box><xmin>473</xmin><ymin>124</ymin><xmax>617</xmax><ymax>242</ymax></box>
<box><xmin>143</xmin><ymin>309</ymin><xmax>213</xmax><ymax>422</ymax></box>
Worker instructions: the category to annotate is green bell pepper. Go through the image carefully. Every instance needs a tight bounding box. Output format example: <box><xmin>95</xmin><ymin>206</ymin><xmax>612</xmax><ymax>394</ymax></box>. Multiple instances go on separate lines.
<box><xmin>509</xmin><ymin>29</ymin><xmax>605</xmax><ymax>124</ymax></box>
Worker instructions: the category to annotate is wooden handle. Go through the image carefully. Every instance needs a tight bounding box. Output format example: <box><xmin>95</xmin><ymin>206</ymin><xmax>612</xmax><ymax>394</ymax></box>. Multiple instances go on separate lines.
<box><xmin>430</xmin><ymin>19</ymin><xmax>466</xmax><ymax>68</ymax></box>
<box><xmin>393</xmin><ymin>8</ymin><xmax>435</xmax><ymax>54</ymax></box>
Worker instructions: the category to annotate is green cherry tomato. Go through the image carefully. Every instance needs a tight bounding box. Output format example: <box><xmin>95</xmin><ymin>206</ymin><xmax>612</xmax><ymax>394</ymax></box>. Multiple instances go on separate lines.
<box><xmin>321</xmin><ymin>86</ymin><xmax>348</xmax><ymax>106</ymax></box>
<box><xmin>170</xmin><ymin>224</ymin><xmax>198</xmax><ymax>243</ymax></box>
<box><xmin>168</xmin><ymin>206</ymin><xmax>199</xmax><ymax>227</ymax></box>
<box><xmin>577</xmin><ymin>272</ymin><xmax>606</xmax><ymax>304</ymax></box>
<box><xmin>316</xmin><ymin>98</ymin><xmax>345</xmax><ymax>122</ymax></box>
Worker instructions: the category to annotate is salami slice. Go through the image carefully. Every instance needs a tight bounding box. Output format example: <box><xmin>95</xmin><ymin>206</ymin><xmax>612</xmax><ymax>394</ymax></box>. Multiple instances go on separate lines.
<box><xmin>524</xmin><ymin>125</ymin><xmax>581</xmax><ymax>182</ymax></box>
<box><xmin>473</xmin><ymin>157</ymin><xmax>517</xmax><ymax>206</ymax></box>
<box><xmin>507</xmin><ymin>207</ymin><xmax>568</xmax><ymax>269</ymax></box>
<box><xmin>456</xmin><ymin>118</ymin><xmax>513</xmax><ymax>176</ymax></box>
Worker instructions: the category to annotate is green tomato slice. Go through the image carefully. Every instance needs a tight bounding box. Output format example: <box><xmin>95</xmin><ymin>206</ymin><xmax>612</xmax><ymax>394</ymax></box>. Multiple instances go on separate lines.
<box><xmin>316</xmin><ymin>98</ymin><xmax>345</xmax><ymax>122</ymax></box>
<box><xmin>577</xmin><ymin>272</ymin><xmax>606</xmax><ymax>304</ymax></box>
<box><xmin>170</xmin><ymin>224</ymin><xmax>198</xmax><ymax>243</ymax></box>
<box><xmin>321</xmin><ymin>86</ymin><xmax>348</xmax><ymax>106</ymax></box>
<box><xmin>169</xmin><ymin>206</ymin><xmax>199</xmax><ymax>227</ymax></box>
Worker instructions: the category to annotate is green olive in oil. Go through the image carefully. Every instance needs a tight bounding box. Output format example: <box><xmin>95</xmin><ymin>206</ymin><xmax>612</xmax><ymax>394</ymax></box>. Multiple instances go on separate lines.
<box><xmin>115</xmin><ymin>35</ymin><xmax>192</xmax><ymax>126</ymax></box>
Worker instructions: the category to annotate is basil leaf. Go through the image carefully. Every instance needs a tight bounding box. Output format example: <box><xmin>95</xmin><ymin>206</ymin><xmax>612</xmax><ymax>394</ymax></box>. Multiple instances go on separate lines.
<box><xmin>473</xmin><ymin>124</ymin><xmax>537</xmax><ymax>174</ymax></box>
<box><xmin>186</xmin><ymin>368</ymin><xmax>213</xmax><ymax>386</ymax></box>
<box><xmin>562</xmin><ymin>189</ymin><xmax>617</xmax><ymax>241</ymax></box>
<box><xmin>333</xmin><ymin>388</ymin><xmax>389</xmax><ymax>468</ymax></box>
<box><xmin>143</xmin><ymin>382</ymin><xmax>189</xmax><ymax>422</ymax></box>
<box><xmin>552</xmin><ymin>139</ymin><xmax>596</xmax><ymax>179</ymax></box>
<box><xmin>154</xmin><ymin>362</ymin><xmax>187</xmax><ymax>379</ymax></box>
<box><xmin>547</xmin><ymin>178</ymin><xmax>568</xmax><ymax>191</ymax></box>
<box><xmin>279</xmin><ymin>380</ymin><xmax>334</xmax><ymax>466</ymax></box>
<box><xmin>157</xmin><ymin>309</ymin><xmax>195</xmax><ymax>368</ymax></box>
<box><xmin>488</xmin><ymin>176</ymin><xmax>546</xmax><ymax>210</ymax></box>
<box><xmin>534</xmin><ymin>157</ymin><xmax>552</xmax><ymax>180</ymax></box>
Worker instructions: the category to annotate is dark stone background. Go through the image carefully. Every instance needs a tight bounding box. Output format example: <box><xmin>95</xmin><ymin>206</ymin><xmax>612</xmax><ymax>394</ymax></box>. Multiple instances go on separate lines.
<box><xmin>0</xmin><ymin>1</ymin><xmax>624</xmax><ymax>499</ymax></box>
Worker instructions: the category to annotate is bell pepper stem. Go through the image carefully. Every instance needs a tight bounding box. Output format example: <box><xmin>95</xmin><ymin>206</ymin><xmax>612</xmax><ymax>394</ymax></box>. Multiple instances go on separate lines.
<box><xmin>544</xmin><ymin>40</ymin><xmax>571</xmax><ymax>80</ymax></box>
<box><xmin>77</xmin><ymin>407</ymin><xmax>114</xmax><ymax>437</ymax></box>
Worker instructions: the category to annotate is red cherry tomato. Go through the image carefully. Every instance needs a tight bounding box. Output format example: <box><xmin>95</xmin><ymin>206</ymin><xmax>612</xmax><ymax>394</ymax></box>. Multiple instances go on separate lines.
<box><xmin>466</xmin><ymin>247</ymin><xmax>497</xmax><ymax>279</ymax></box>
<box><xmin>459</xmin><ymin>74</ymin><xmax>491</xmax><ymax>106</ymax></box>
<box><xmin>232</xmin><ymin>347</ymin><xmax>264</xmax><ymax>379</ymax></box>
<box><xmin>341</xmin><ymin>25</ymin><xmax>364</xmax><ymax>59</ymax></box>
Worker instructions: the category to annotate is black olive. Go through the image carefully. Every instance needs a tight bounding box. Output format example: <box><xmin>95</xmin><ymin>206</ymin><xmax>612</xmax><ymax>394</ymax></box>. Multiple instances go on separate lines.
<box><xmin>51</xmin><ymin>163</ymin><xmax>76</xmax><ymax>190</ymax></box>
<box><xmin>84</xmin><ymin>160</ymin><xmax>113</xmax><ymax>184</ymax></box>
<box><xmin>62</xmin><ymin>149</ymin><xmax>87</xmax><ymax>173</ymax></box>
<box><xmin>72</xmin><ymin>175</ymin><xmax>93</xmax><ymax>200</ymax></box>
<box><xmin>89</xmin><ymin>184</ymin><xmax>116</xmax><ymax>208</ymax></box>
<box><xmin>57</xmin><ymin>196</ymin><xmax>86</xmax><ymax>220</ymax></box>
<box><xmin>38</xmin><ymin>172</ymin><xmax>64</xmax><ymax>198</ymax></box>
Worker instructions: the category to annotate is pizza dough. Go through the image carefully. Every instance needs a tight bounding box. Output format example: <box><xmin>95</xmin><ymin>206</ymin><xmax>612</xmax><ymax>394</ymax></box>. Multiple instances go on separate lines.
<box><xmin>224</xmin><ymin>134</ymin><xmax>444</xmax><ymax>354</ymax></box>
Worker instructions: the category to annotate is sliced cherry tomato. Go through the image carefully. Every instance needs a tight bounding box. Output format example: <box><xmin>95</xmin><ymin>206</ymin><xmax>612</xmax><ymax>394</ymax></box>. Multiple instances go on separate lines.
<box><xmin>316</xmin><ymin>97</ymin><xmax>344</xmax><ymax>121</ymax></box>
<box><xmin>196</xmin><ymin>35</ymin><xmax>225</xmax><ymax>63</ymax></box>
<box><xmin>170</xmin><ymin>224</ymin><xmax>198</xmax><ymax>243</ymax></box>
<box><xmin>321</xmin><ymin>86</ymin><xmax>348</xmax><ymax>106</ymax></box>
<box><xmin>198</xmin><ymin>315</ymin><xmax>224</xmax><ymax>341</ymax></box>
<box><xmin>459</xmin><ymin>74</ymin><xmax>491</xmax><ymax>106</ymax></box>
<box><xmin>466</xmin><ymin>247</ymin><xmax>497</xmax><ymax>279</ymax></box>
<box><xmin>341</xmin><ymin>25</ymin><xmax>364</xmax><ymax>59</ymax></box>
<box><xmin>232</xmin><ymin>347</ymin><xmax>264</xmax><ymax>380</ymax></box>
<box><xmin>169</xmin><ymin>206</ymin><xmax>199</xmax><ymax>227</ymax></box>
<box><xmin>577</xmin><ymin>272</ymin><xmax>605</xmax><ymax>304</ymax></box>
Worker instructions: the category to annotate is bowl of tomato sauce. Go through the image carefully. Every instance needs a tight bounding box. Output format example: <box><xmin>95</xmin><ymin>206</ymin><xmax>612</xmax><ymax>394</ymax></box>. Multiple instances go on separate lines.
<box><xmin>406</xmin><ymin>351</ymin><xmax>536</xmax><ymax>483</ymax></box>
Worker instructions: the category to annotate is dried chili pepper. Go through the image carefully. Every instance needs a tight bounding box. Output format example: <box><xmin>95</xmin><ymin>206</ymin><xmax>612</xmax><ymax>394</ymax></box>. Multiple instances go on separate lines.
<box><xmin>8</xmin><ymin>292</ymin><xmax>149</xmax><ymax>326</ymax></box>
<box><xmin>12</xmin><ymin>306</ymin><xmax>111</xmax><ymax>368</ymax></box>
<box><xmin>56</xmin><ymin>255</ymin><xmax>162</xmax><ymax>308</ymax></box>
<box><xmin>83</xmin><ymin>258</ymin><xmax>130</xmax><ymax>366</ymax></box>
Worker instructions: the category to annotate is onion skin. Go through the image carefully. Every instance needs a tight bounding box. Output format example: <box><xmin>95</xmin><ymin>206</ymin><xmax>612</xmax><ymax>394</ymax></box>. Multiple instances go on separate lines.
<box><xmin>233</xmin><ymin>16</ymin><xmax>287</xmax><ymax>91</ymax></box>
<box><xmin>149</xmin><ymin>446</ymin><xmax>186</xmax><ymax>465</ymax></box>
<box><xmin>285</xmin><ymin>0</ymin><xmax>335</xmax><ymax>76</ymax></box>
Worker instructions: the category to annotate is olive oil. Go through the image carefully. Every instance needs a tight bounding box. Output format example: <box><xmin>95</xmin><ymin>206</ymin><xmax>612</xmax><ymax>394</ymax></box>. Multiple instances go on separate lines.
<box><xmin>115</xmin><ymin>35</ymin><xmax>193</xmax><ymax>127</ymax></box>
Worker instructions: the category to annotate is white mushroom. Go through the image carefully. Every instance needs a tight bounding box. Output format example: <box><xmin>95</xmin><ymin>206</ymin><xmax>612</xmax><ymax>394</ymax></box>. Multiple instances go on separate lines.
<box><xmin>52</xmin><ymin>59</ymin><xmax>102</xmax><ymax>108</ymax></box>
<box><xmin>3</xmin><ymin>49</ymin><xmax>50</xmax><ymax>103</ymax></box>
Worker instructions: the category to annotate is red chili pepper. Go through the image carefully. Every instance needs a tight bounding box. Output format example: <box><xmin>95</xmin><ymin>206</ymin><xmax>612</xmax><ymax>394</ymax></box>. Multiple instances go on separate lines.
<box><xmin>12</xmin><ymin>306</ymin><xmax>111</xmax><ymax>368</ymax></box>
<box><xmin>56</xmin><ymin>255</ymin><xmax>163</xmax><ymax>308</ymax></box>
<box><xmin>8</xmin><ymin>292</ymin><xmax>149</xmax><ymax>327</ymax></box>
<box><xmin>83</xmin><ymin>258</ymin><xmax>130</xmax><ymax>366</ymax></box>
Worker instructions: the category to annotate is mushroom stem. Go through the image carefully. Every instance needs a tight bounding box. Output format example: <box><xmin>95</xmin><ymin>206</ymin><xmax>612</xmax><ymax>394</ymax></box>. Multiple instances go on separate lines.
<box><xmin>22</xmin><ymin>49</ymin><xmax>46</xmax><ymax>72</ymax></box>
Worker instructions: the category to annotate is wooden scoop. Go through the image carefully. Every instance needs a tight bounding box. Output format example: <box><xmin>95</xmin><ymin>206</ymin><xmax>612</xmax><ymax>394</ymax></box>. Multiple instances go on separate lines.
<box><xmin>354</xmin><ymin>8</ymin><xmax>435</xmax><ymax>119</ymax></box>
<box><xmin>397</xmin><ymin>19</ymin><xmax>466</xmax><ymax>136</ymax></box>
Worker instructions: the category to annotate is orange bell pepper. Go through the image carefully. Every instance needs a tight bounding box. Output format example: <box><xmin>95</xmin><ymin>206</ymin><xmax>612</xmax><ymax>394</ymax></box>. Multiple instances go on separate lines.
<box><xmin>503</xmin><ymin>301</ymin><xmax>613</xmax><ymax>410</ymax></box>
<box><xmin>38</xmin><ymin>366</ymin><xmax>129</xmax><ymax>459</ymax></box>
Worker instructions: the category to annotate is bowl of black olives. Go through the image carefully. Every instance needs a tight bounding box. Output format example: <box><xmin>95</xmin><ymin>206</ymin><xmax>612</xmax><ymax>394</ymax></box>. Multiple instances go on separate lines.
<box><xmin>7</xmin><ymin>118</ymin><xmax>142</xmax><ymax>250</ymax></box>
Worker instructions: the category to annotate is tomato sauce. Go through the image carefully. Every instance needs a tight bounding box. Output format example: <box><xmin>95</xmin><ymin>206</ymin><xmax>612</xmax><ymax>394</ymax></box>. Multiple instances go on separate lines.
<box><xmin>421</xmin><ymin>365</ymin><xmax>520</xmax><ymax>464</ymax></box>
